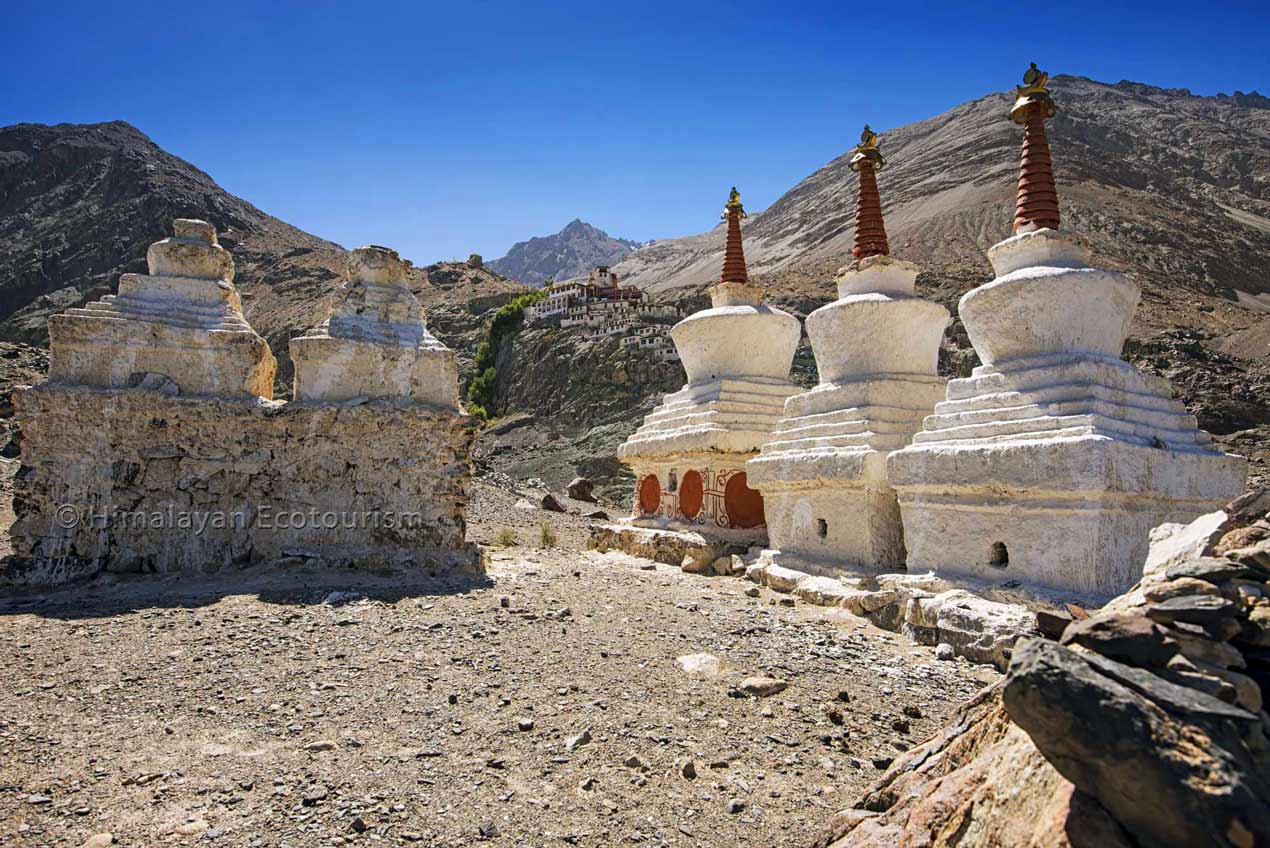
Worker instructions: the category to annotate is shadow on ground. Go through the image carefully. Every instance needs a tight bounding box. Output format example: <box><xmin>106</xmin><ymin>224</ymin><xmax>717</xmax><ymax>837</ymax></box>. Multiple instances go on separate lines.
<box><xmin>0</xmin><ymin>558</ymin><xmax>494</xmax><ymax>620</ymax></box>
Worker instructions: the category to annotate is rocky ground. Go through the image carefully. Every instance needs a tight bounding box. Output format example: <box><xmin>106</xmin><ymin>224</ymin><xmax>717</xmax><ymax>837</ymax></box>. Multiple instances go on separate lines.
<box><xmin>0</xmin><ymin>479</ymin><xmax>998</xmax><ymax>848</ymax></box>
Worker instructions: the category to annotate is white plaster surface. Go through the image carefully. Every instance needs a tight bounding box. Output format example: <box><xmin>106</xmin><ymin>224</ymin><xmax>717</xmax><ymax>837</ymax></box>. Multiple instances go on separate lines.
<box><xmin>748</xmin><ymin>256</ymin><xmax>950</xmax><ymax>570</ymax></box>
<box><xmin>47</xmin><ymin>219</ymin><xmax>276</xmax><ymax>399</ymax></box>
<box><xmin>889</xmin><ymin>229</ymin><xmax>1246</xmax><ymax>598</ymax></box>
<box><xmin>290</xmin><ymin>246</ymin><xmax>460</xmax><ymax>409</ymax></box>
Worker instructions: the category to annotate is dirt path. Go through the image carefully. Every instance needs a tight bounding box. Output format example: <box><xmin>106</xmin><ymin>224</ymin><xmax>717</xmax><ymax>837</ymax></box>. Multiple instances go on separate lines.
<box><xmin>0</xmin><ymin>482</ymin><xmax>997</xmax><ymax>847</ymax></box>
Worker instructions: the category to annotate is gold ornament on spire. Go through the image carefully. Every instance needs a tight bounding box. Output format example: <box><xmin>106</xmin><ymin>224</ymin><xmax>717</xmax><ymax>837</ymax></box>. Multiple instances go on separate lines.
<box><xmin>1011</xmin><ymin>62</ymin><xmax>1057</xmax><ymax>123</ymax></box>
<box><xmin>723</xmin><ymin>186</ymin><xmax>745</xmax><ymax>217</ymax></box>
<box><xmin>849</xmin><ymin>124</ymin><xmax>886</xmax><ymax>172</ymax></box>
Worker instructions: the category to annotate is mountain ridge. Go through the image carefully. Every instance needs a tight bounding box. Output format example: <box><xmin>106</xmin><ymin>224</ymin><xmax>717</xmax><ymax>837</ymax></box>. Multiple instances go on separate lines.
<box><xmin>610</xmin><ymin>74</ymin><xmax>1270</xmax><ymax>324</ymax></box>
<box><xmin>489</xmin><ymin>218</ymin><xmax>640</xmax><ymax>286</ymax></box>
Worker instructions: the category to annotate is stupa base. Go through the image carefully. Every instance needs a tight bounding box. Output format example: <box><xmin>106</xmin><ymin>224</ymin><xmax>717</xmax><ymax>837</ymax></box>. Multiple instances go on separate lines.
<box><xmin>890</xmin><ymin>435</ymin><xmax>1245</xmax><ymax>597</ymax></box>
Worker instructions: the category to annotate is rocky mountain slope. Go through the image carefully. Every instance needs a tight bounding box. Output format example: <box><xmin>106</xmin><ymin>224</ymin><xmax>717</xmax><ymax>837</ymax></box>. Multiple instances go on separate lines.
<box><xmin>489</xmin><ymin>218</ymin><xmax>639</xmax><ymax>285</ymax></box>
<box><xmin>0</xmin><ymin>121</ymin><xmax>529</xmax><ymax>392</ymax></box>
<box><xmin>614</xmin><ymin>77</ymin><xmax>1270</xmax><ymax>310</ymax></box>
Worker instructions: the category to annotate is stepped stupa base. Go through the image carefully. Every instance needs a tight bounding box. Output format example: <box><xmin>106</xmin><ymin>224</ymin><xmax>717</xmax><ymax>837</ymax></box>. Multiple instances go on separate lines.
<box><xmin>748</xmin><ymin>375</ymin><xmax>947</xmax><ymax>571</ymax></box>
<box><xmin>619</xmin><ymin>377</ymin><xmax>798</xmax><ymax>534</ymax></box>
<box><xmin>747</xmin><ymin>252</ymin><xmax>950</xmax><ymax>572</ymax></box>
<box><xmin>890</xmin><ymin>355</ymin><xmax>1246</xmax><ymax>597</ymax></box>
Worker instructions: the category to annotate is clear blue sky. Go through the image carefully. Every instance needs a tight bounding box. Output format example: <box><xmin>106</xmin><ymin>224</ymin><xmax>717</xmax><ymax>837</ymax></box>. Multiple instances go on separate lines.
<box><xmin>7</xmin><ymin>0</ymin><xmax>1269</xmax><ymax>264</ymax></box>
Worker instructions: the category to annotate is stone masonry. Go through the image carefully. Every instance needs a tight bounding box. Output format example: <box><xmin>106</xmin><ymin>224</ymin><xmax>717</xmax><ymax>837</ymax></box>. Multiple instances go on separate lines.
<box><xmin>5</xmin><ymin>222</ymin><xmax>478</xmax><ymax>587</ymax></box>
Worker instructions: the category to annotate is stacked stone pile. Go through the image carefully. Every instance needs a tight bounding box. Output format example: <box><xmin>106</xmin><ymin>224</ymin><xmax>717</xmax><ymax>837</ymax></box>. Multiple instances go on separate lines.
<box><xmin>815</xmin><ymin>490</ymin><xmax>1270</xmax><ymax>847</ymax></box>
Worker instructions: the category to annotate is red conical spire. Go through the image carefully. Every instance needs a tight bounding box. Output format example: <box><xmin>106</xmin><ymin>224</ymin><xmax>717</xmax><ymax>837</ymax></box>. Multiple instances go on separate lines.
<box><xmin>849</xmin><ymin>125</ymin><xmax>890</xmax><ymax>259</ymax></box>
<box><xmin>1010</xmin><ymin>63</ymin><xmax>1060</xmax><ymax>232</ymax></box>
<box><xmin>720</xmin><ymin>187</ymin><xmax>748</xmax><ymax>285</ymax></box>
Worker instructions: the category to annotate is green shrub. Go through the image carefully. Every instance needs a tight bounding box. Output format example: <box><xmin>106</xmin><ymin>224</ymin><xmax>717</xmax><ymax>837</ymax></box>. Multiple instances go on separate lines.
<box><xmin>538</xmin><ymin>523</ymin><xmax>557</xmax><ymax>548</ymax></box>
<box><xmin>465</xmin><ymin>289</ymin><xmax>547</xmax><ymax>415</ymax></box>
<box><xmin>493</xmin><ymin>527</ymin><xmax>518</xmax><ymax>546</ymax></box>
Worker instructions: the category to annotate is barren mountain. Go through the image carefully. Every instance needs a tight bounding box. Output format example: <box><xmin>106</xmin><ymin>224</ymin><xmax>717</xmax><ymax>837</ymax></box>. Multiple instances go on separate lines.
<box><xmin>615</xmin><ymin>77</ymin><xmax>1270</xmax><ymax>315</ymax></box>
<box><xmin>490</xmin><ymin>218</ymin><xmax>639</xmax><ymax>286</ymax></box>
<box><xmin>606</xmin><ymin>76</ymin><xmax>1270</xmax><ymax>485</ymax></box>
<box><xmin>0</xmin><ymin>121</ymin><xmax>528</xmax><ymax>392</ymax></box>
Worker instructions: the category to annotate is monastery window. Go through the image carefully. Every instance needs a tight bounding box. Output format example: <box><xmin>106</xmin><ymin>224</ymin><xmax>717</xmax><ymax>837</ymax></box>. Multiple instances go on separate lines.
<box><xmin>989</xmin><ymin>542</ymin><xmax>1009</xmax><ymax>568</ymax></box>
<box><xmin>817</xmin><ymin>519</ymin><xmax>828</xmax><ymax>539</ymax></box>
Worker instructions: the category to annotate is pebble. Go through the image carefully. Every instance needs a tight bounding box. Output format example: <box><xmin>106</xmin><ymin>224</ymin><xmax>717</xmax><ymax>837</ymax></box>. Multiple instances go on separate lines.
<box><xmin>81</xmin><ymin>836</ymin><xmax>114</xmax><ymax>848</ymax></box>
<box><xmin>739</xmin><ymin>676</ymin><xmax>789</xmax><ymax>698</ymax></box>
<box><xmin>726</xmin><ymin>798</ymin><xmax>746</xmax><ymax>814</ymax></box>
<box><xmin>302</xmin><ymin>786</ymin><xmax>328</xmax><ymax>806</ymax></box>
<box><xmin>517</xmin><ymin>717</ymin><xmax>535</xmax><ymax>731</ymax></box>
<box><xmin>935</xmin><ymin>643</ymin><xmax>956</xmax><ymax>660</ymax></box>
<box><xmin>678</xmin><ymin>758</ymin><xmax>697</xmax><ymax>779</ymax></box>
<box><xmin>565</xmin><ymin>730</ymin><xmax>592</xmax><ymax>751</ymax></box>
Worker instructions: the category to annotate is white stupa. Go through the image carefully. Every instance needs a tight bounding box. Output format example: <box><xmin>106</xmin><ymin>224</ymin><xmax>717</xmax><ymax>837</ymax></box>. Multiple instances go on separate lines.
<box><xmin>47</xmin><ymin>219</ymin><xmax>276</xmax><ymax>399</ymax></box>
<box><xmin>616</xmin><ymin>189</ymin><xmax>800</xmax><ymax>536</ymax></box>
<box><xmin>887</xmin><ymin>66</ymin><xmax>1246</xmax><ymax>597</ymax></box>
<box><xmin>748</xmin><ymin>127</ymin><xmax>951</xmax><ymax>570</ymax></box>
<box><xmin>290</xmin><ymin>245</ymin><xmax>460</xmax><ymax>409</ymax></box>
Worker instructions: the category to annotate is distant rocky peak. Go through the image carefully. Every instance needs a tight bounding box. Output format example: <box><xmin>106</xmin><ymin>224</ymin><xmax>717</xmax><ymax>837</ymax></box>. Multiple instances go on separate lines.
<box><xmin>489</xmin><ymin>219</ymin><xmax>640</xmax><ymax>287</ymax></box>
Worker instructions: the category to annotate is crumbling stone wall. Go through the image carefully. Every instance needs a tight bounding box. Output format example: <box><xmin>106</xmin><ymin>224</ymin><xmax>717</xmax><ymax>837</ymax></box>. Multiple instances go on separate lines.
<box><xmin>6</xmin><ymin>385</ymin><xmax>478</xmax><ymax>586</ymax></box>
<box><xmin>4</xmin><ymin>227</ymin><xmax>478</xmax><ymax>589</ymax></box>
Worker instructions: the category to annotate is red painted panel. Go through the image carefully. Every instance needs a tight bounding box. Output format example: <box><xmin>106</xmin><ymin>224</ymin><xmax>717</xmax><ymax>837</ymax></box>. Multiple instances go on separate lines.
<box><xmin>638</xmin><ymin>475</ymin><xmax>661</xmax><ymax>516</ymax></box>
<box><xmin>723</xmin><ymin>472</ymin><xmax>765</xmax><ymax>529</ymax></box>
<box><xmin>679</xmin><ymin>470</ymin><xmax>703</xmax><ymax>519</ymax></box>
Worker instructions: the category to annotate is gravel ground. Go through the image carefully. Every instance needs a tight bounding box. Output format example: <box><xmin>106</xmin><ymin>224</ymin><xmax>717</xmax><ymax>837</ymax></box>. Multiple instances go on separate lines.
<box><xmin>0</xmin><ymin>480</ymin><xmax>997</xmax><ymax>847</ymax></box>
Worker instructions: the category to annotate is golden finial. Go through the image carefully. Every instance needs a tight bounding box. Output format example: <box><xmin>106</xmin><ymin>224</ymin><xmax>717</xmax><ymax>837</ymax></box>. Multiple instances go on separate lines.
<box><xmin>723</xmin><ymin>186</ymin><xmax>746</xmax><ymax>217</ymax></box>
<box><xmin>1011</xmin><ymin>62</ymin><xmax>1057</xmax><ymax>123</ymax></box>
<box><xmin>849</xmin><ymin>124</ymin><xmax>886</xmax><ymax>172</ymax></box>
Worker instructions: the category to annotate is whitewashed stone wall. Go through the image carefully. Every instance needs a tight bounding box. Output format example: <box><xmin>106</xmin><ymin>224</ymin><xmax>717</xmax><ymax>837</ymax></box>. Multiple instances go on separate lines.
<box><xmin>7</xmin><ymin>386</ymin><xmax>478</xmax><ymax>586</ymax></box>
<box><xmin>5</xmin><ymin>223</ymin><xmax>477</xmax><ymax>588</ymax></box>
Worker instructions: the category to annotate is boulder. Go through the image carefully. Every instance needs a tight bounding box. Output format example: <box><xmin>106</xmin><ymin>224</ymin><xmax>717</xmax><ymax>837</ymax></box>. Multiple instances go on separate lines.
<box><xmin>566</xmin><ymin>477</ymin><xmax>596</xmax><ymax>502</ymax></box>
<box><xmin>539</xmin><ymin>492</ymin><xmax>567</xmax><ymax>512</ymax></box>
<box><xmin>739</xmin><ymin>676</ymin><xmax>788</xmax><ymax>697</ymax></box>
<box><xmin>813</xmin><ymin>685</ymin><xmax>1134</xmax><ymax>848</ymax></box>
<box><xmin>796</xmin><ymin>576</ymin><xmax>859</xmax><ymax>607</ymax></box>
<box><xmin>1164</xmin><ymin>558</ymin><xmax>1259</xmax><ymax>583</ymax></box>
<box><xmin>676</xmin><ymin>653</ymin><xmax>723</xmax><ymax>678</ymax></box>
<box><xmin>1142</xmin><ymin>510</ymin><xmax>1230</xmax><ymax>576</ymax></box>
<box><xmin>1003</xmin><ymin>638</ymin><xmax>1269</xmax><ymax>848</ymax></box>
<box><xmin>1059</xmin><ymin>612</ymin><xmax>1179</xmax><ymax>668</ymax></box>
<box><xmin>923</xmin><ymin>590</ymin><xmax>1038</xmax><ymax>670</ymax></box>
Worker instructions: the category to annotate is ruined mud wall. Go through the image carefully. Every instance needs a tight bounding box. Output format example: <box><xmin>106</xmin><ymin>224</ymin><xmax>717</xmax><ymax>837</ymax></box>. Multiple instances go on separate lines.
<box><xmin>6</xmin><ymin>384</ymin><xmax>479</xmax><ymax>586</ymax></box>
